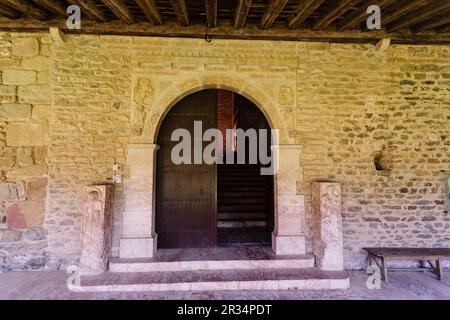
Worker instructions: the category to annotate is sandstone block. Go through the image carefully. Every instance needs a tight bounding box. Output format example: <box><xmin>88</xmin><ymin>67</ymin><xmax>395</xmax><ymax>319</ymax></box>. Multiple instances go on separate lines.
<box><xmin>21</xmin><ymin>56</ymin><xmax>49</xmax><ymax>71</ymax></box>
<box><xmin>0</xmin><ymin>103</ymin><xmax>32</xmax><ymax>121</ymax></box>
<box><xmin>12</xmin><ymin>38</ymin><xmax>39</xmax><ymax>57</ymax></box>
<box><xmin>6</xmin><ymin>123</ymin><xmax>48</xmax><ymax>146</ymax></box>
<box><xmin>2</xmin><ymin>69</ymin><xmax>36</xmax><ymax>85</ymax></box>
<box><xmin>17</xmin><ymin>147</ymin><xmax>34</xmax><ymax>166</ymax></box>
<box><xmin>18</xmin><ymin>85</ymin><xmax>49</xmax><ymax>103</ymax></box>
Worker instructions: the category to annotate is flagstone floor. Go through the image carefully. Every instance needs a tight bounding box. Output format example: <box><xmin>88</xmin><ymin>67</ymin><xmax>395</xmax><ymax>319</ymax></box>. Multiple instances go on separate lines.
<box><xmin>0</xmin><ymin>270</ymin><xmax>449</xmax><ymax>300</ymax></box>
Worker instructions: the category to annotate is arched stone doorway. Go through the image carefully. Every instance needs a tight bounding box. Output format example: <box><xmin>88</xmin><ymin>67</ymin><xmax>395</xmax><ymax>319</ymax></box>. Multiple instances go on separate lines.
<box><xmin>155</xmin><ymin>89</ymin><xmax>275</xmax><ymax>249</ymax></box>
<box><xmin>119</xmin><ymin>79</ymin><xmax>306</xmax><ymax>259</ymax></box>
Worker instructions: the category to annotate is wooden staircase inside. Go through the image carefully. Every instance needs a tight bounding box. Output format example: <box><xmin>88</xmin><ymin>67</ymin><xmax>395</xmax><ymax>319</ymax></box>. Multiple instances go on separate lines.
<box><xmin>217</xmin><ymin>163</ymin><xmax>273</xmax><ymax>247</ymax></box>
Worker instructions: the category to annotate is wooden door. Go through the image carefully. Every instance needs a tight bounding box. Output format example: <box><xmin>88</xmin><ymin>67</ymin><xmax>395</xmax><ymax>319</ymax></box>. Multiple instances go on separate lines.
<box><xmin>156</xmin><ymin>90</ymin><xmax>217</xmax><ymax>248</ymax></box>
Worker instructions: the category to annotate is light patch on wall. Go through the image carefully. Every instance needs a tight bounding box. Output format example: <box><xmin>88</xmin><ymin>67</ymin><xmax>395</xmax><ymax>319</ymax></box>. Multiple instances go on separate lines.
<box><xmin>444</xmin><ymin>171</ymin><xmax>450</xmax><ymax>214</ymax></box>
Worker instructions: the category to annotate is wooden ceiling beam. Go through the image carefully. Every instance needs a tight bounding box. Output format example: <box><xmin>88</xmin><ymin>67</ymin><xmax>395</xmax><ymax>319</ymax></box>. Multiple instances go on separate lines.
<box><xmin>312</xmin><ymin>0</ymin><xmax>362</xmax><ymax>30</ymax></box>
<box><xmin>169</xmin><ymin>0</ymin><xmax>189</xmax><ymax>27</ymax></box>
<box><xmin>2</xmin><ymin>0</ymin><xmax>47</xmax><ymax>20</ymax></box>
<box><xmin>381</xmin><ymin>0</ymin><xmax>431</xmax><ymax>26</ymax></box>
<box><xmin>259</xmin><ymin>0</ymin><xmax>289</xmax><ymax>29</ymax></box>
<box><xmin>205</xmin><ymin>0</ymin><xmax>217</xmax><ymax>28</ymax></box>
<box><xmin>234</xmin><ymin>0</ymin><xmax>252</xmax><ymax>29</ymax></box>
<box><xmin>288</xmin><ymin>0</ymin><xmax>325</xmax><ymax>29</ymax></box>
<box><xmin>411</xmin><ymin>13</ymin><xmax>450</xmax><ymax>32</ymax></box>
<box><xmin>387</xmin><ymin>0</ymin><xmax>450</xmax><ymax>32</ymax></box>
<box><xmin>337</xmin><ymin>0</ymin><xmax>395</xmax><ymax>31</ymax></box>
<box><xmin>99</xmin><ymin>0</ymin><xmax>134</xmax><ymax>24</ymax></box>
<box><xmin>0</xmin><ymin>4</ymin><xmax>21</xmax><ymax>19</ymax></box>
<box><xmin>135</xmin><ymin>0</ymin><xmax>162</xmax><ymax>25</ymax></box>
<box><xmin>67</xmin><ymin>0</ymin><xmax>107</xmax><ymax>22</ymax></box>
<box><xmin>0</xmin><ymin>18</ymin><xmax>448</xmax><ymax>45</ymax></box>
<box><xmin>31</xmin><ymin>0</ymin><xmax>66</xmax><ymax>17</ymax></box>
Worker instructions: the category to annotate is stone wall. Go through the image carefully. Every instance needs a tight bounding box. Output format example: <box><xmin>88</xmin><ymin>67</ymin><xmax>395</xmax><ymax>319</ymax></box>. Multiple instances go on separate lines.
<box><xmin>0</xmin><ymin>32</ymin><xmax>448</xmax><ymax>271</ymax></box>
<box><xmin>0</xmin><ymin>33</ymin><xmax>50</xmax><ymax>271</ymax></box>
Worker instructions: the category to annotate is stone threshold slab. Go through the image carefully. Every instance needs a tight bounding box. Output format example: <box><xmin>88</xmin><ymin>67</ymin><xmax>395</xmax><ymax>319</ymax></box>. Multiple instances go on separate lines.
<box><xmin>109</xmin><ymin>248</ymin><xmax>314</xmax><ymax>273</ymax></box>
<box><xmin>72</xmin><ymin>268</ymin><xmax>350</xmax><ymax>292</ymax></box>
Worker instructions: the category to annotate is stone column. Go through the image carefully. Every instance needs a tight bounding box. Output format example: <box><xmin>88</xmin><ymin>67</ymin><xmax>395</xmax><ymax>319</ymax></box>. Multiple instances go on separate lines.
<box><xmin>119</xmin><ymin>144</ymin><xmax>159</xmax><ymax>258</ymax></box>
<box><xmin>312</xmin><ymin>182</ymin><xmax>344</xmax><ymax>271</ymax></box>
<box><xmin>80</xmin><ymin>184</ymin><xmax>114</xmax><ymax>275</ymax></box>
<box><xmin>272</xmin><ymin>145</ymin><xmax>306</xmax><ymax>255</ymax></box>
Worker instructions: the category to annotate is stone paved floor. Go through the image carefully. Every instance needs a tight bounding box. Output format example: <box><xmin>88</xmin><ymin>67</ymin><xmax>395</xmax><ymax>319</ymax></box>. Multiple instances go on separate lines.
<box><xmin>0</xmin><ymin>270</ymin><xmax>449</xmax><ymax>300</ymax></box>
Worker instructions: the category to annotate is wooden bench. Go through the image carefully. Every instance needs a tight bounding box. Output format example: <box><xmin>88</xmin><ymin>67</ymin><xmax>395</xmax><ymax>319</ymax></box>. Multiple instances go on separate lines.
<box><xmin>363</xmin><ymin>247</ymin><xmax>450</xmax><ymax>282</ymax></box>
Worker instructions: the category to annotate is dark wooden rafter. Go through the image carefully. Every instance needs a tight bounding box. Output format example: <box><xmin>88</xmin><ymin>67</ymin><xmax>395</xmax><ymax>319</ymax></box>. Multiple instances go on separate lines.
<box><xmin>312</xmin><ymin>0</ymin><xmax>362</xmax><ymax>30</ymax></box>
<box><xmin>31</xmin><ymin>0</ymin><xmax>66</xmax><ymax>17</ymax></box>
<box><xmin>0</xmin><ymin>0</ymin><xmax>448</xmax><ymax>44</ymax></box>
<box><xmin>67</xmin><ymin>0</ymin><xmax>106</xmax><ymax>22</ymax></box>
<box><xmin>387</xmin><ymin>1</ymin><xmax>450</xmax><ymax>32</ymax></box>
<box><xmin>170</xmin><ymin>0</ymin><xmax>189</xmax><ymax>27</ymax></box>
<box><xmin>99</xmin><ymin>0</ymin><xmax>134</xmax><ymax>24</ymax></box>
<box><xmin>260</xmin><ymin>0</ymin><xmax>289</xmax><ymax>29</ymax></box>
<box><xmin>135</xmin><ymin>0</ymin><xmax>162</xmax><ymax>25</ymax></box>
<box><xmin>381</xmin><ymin>0</ymin><xmax>431</xmax><ymax>26</ymax></box>
<box><xmin>205</xmin><ymin>0</ymin><xmax>217</xmax><ymax>28</ymax></box>
<box><xmin>2</xmin><ymin>0</ymin><xmax>47</xmax><ymax>19</ymax></box>
<box><xmin>0</xmin><ymin>4</ymin><xmax>21</xmax><ymax>19</ymax></box>
<box><xmin>288</xmin><ymin>0</ymin><xmax>325</xmax><ymax>29</ymax></box>
<box><xmin>337</xmin><ymin>0</ymin><xmax>396</xmax><ymax>31</ymax></box>
<box><xmin>436</xmin><ymin>23</ymin><xmax>450</xmax><ymax>33</ymax></box>
<box><xmin>234</xmin><ymin>0</ymin><xmax>252</xmax><ymax>29</ymax></box>
<box><xmin>411</xmin><ymin>13</ymin><xmax>450</xmax><ymax>32</ymax></box>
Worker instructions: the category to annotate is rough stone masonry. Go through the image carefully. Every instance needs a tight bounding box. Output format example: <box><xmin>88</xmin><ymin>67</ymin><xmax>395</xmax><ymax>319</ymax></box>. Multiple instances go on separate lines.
<box><xmin>0</xmin><ymin>31</ymin><xmax>448</xmax><ymax>271</ymax></box>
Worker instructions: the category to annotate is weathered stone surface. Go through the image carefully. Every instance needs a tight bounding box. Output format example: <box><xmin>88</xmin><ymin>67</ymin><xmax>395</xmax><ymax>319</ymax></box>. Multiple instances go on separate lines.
<box><xmin>0</xmin><ymin>229</ymin><xmax>22</xmax><ymax>242</ymax></box>
<box><xmin>0</xmin><ymin>182</ymin><xmax>26</xmax><ymax>201</ymax></box>
<box><xmin>21</xmin><ymin>56</ymin><xmax>49</xmax><ymax>71</ymax></box>
<box><xmin>17</xmin><ymin>147</ymin><xmax>34</xmax><ymax>166</ymax></box>
<box><xmin>22</xmin><ymin>228</ymin><xmax>47</xmax><ymax>241</ymax></box>
<box><xmin>31</xmin><ymin>104</ymin><xmax>49</xmax><ymax>122</ymax></box>
<box><xmin>18</xmin><ymin>85</ymin><xmax>49</xmax><ymax>103</ymax></box>
<box><xmin>2</xmin><ymin>69</ymin><xmax>36</xmax><ymax>85</ymax></box>
<box><xmin>11</xmin><ymin>38</ymin><xmax>39</xmax><ymax>57</ymax></box>
<box><xmin>6</xmin><ymin>164</ymin><xmax>47</xmax><ymax>180</ymax></box>
<box><xmin>80</xmin><ymin>185</ymin><xmax>114</xmax><ymax>275</ymax></box>
<box><xmin>312</xmin><ymin>182</ymin><xmax>344</xmax><ymax>271</ymax></box>
<box><xmin>0</xmin><ymin>104</ymin><xmax>32</xmax><ymax>121</ymax></box>
<box><xmin>6</xmin><ymin>123</ymin><xmax>48</xmax><ymax>146</ymax></box>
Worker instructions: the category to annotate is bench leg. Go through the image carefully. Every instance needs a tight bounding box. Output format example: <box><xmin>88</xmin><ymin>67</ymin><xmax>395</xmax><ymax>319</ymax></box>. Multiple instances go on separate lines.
<box><xmin>381</xmin><ymin>257</ymin><xmax>388</xmax><ymax>282</ymax></box>
<box><xmin>437</xmin><ymin>260</ymin><xmax>443</xmax><ymax>281</ymax></box>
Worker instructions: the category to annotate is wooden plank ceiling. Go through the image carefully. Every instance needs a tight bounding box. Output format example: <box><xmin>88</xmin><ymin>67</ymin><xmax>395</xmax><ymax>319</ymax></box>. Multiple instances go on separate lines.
<box><xmin>0</xmin><ymin>0</ymin><xmax>449</xmax><ymax>44</ymax></box>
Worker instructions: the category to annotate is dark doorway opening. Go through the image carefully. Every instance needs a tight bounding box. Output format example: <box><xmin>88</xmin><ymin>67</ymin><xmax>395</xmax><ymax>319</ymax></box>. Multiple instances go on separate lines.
<box><xmin>156</xmin><ymin>89</ymin><xmax>274</xmax><ymax>249</ymax></box>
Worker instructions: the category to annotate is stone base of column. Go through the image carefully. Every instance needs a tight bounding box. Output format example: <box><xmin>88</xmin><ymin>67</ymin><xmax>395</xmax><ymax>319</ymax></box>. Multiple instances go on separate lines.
<box><xmin>272</xmin><ymin>233</ymin><xmax>306</xmax><ymax>255</ymax></box>
<box><xmin>119</xmin><ymin>235</ymin><xmax>157</xmax><ymax>259</ymax></box>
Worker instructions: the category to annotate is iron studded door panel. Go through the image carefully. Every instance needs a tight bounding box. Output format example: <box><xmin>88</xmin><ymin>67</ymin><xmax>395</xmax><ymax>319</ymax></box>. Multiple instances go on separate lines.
<box><xmin>156</xmin><ymin>90</ymin><xmax>217</xmax><ymax>248</ymax></box>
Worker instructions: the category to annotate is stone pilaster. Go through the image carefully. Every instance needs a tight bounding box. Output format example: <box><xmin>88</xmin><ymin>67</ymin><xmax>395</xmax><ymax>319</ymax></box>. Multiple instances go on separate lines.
<box><xmin>119</xmin><ymin>144</ymin><xmax>159</xmax><ymax>258</ymax></box>
<box><xmin>272</xmin><ymin>145</ymin><xmax>306</xmax><ymax>255</ymax></box>
<box><xmin>312</xmin><ymin>182</ymin><xmax>344</xmax><ymax>271</ymax></box>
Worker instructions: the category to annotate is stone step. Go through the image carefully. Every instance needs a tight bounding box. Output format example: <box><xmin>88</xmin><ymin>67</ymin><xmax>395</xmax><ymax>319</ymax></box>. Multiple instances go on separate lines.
<box><xmin>218</xmin><ymin>204</ymin><xmax>266</xmax><ymax>212</ymax></box>
<box><xmin>74</xmin><ymin>268</ymin><xmax>350</xmax><ymax>292</ymax></box>
<box><xmin>218</xmin><ymin>212</ymin><xmax>267</xmax><ymax>220</ymax></box>
<box><xmin>109</xmin><ymin>248</ymin><xmax>314</xmax><ymax>273</ymax></box>
<box><xmin>217</xmin><ymin>220</ymin><xmax>266</xmax><ymax>228</ymax></box>
<box><xmin>217</xmin><ymin>197</ymin><xmax>266</xmax><ymax>205</ymax></box>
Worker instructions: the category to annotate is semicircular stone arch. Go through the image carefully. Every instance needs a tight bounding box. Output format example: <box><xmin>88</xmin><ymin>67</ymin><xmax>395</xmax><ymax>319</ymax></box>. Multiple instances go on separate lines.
<box><xmin>131</xmin><ymin>75</ymin><xmax>295</xmax><ymax>145</ymax></box>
